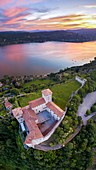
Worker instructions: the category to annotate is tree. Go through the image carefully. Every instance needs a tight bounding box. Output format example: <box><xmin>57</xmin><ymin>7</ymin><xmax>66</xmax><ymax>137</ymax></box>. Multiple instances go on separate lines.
<box><xmin>91</xmin><ymin>105</ymin><xmax>96</xmax><ymax>112</ymax></box>
<box><xmin>86</xmin><ymin>109</ymin><xmax>91</xmax><ymax>116</ymax></box>
<box><xmin>10</xmin><ymin>88</ymin><xmax>19</xmax><ymax>95</ymax></box>
<box><xmin>78</xmin><ymin>116</ymin><xmax>83</xmax><ymax>125</ymax></box>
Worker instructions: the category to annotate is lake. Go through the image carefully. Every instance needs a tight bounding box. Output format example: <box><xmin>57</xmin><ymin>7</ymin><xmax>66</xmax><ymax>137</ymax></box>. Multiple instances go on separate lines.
<box><xmin>0</xmin><ymin>41</ymin><xmax>96</xmax><ymax>78</ymax></box>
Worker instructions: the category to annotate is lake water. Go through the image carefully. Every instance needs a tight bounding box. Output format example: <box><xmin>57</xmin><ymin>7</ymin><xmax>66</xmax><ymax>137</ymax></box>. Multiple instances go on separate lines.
<box><xmin>0</xmin><ymin>41</ymin><xmax>96</xmax><ymax>78</ymax></box>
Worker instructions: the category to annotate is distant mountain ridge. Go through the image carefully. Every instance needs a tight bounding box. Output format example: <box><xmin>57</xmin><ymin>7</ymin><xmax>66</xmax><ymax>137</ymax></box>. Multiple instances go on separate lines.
<box><xmin>0</xmin><ymin>28</ymin><xmax>96</xmax><ymax>46</ymax></box>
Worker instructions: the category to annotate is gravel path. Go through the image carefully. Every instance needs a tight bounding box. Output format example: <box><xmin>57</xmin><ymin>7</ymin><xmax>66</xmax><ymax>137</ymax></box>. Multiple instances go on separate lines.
<box><xmin>77</xmin><ymin>91</ymin><xmax>96</xmax><ymax>125</ymax></box>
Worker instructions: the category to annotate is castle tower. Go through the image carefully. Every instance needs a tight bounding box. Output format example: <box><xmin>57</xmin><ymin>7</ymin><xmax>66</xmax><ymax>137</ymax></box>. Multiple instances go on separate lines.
<box><xmin>42</xmin><ymin>89</ymin><xmax>52</xmax><ymax>103</ymax></box>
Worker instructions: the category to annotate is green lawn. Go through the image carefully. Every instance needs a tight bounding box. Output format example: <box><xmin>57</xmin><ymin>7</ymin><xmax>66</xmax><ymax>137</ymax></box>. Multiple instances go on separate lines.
<box><xmin>17</xmin><ymin>79</ymin><xmax>80</xmax><ymax>109</ymax></box>
<box><xmin>0</xmin><ymin>103</ymin><xmax>6</xmax><ymax>117</ymax></box>
<box><xmin>23</xmin><ymin>79</ymin><xmax>54</xmax><ymax>88</ymax></box>
<box><xmin>17</xmin><ymin>92</ymin><xmax>41</xmax><ymax>107</ymax></box>
<box><xmin>50</xmin><ymin>80</ymin><xmax>80</xmax><ymax>109</ymax></box>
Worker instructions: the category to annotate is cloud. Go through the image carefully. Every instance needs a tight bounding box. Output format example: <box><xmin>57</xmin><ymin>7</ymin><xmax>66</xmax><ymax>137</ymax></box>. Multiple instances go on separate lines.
<box><xmin>0</xmin><ymin>0</ymin><xmax>45</xmax><ymax>8</ymax></box>
<box><xmin>0</xmin><ymin>0</ymin><xmax>15</xmax><ymax>6</ymax></box>
<box><xmin>25</xmin><ymin>13</ymin><xmax>96</xmax><ymax>30</ymax></box>
<box><xmin>31</xmin><ymin>7</ymin><xmax>52</xmax><ymax>13</ymax></box>
<box><xmin>0</xmin><ymin>8</ymin><xmax>96</xmax><ymax>31</ymax></box>
<box><xmin>84</xmin><ymin>4</ymin><xmax>96</xmax><ymax>8</ymax></box>
<box><xmin>15</xmin><ymin>0</ymin><xmax>44</xmax><ymax>6</ymax></box>
<box><xmin>4</xmin><ymin>7</ymin><xmax>28</xmax><ymax>17</ymax></box>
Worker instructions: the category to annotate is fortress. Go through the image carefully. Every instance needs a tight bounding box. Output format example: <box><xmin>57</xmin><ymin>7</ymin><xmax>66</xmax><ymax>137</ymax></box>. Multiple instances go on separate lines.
<box><xmin>12</xmin><ymin>89</ymin><xmax>65</xmax><ymax>148</ymax></box>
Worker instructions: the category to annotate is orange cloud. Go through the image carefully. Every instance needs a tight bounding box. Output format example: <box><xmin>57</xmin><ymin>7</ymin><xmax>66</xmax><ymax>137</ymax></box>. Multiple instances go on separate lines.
<box><xmin>1</xmin><ymin>11</ymin><xmax>96</xmax><ymax>31</ymax></box>
<box><xmin>24</xmin><ymin>13</ymin><xmax>96</xmax><ymax>30</ymax></box>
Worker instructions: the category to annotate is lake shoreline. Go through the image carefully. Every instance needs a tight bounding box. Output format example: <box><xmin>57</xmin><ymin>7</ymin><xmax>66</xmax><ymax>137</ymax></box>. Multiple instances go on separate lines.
<box><xmin>0</xmin><ymin>41</ymin><xmax>96</xmax><ymax>79</ymax></box>
<box><xmin>0</xmin><ymin>58</ymin><xmax>96</xmax><ymax>81</ymax></box>
<box><xmin>1</xmin><ymin>29</ymin><xmax>96</xmax><ymax>47</ymax></box>
<box><xmin>1</xmin><ymin>39</ymin><xmax>96</xmax><ymax>47</ymax></box>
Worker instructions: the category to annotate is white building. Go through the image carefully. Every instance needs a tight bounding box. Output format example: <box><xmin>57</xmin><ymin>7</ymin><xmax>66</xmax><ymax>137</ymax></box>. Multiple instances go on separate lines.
<box><xmin>12</xmin><ymin>89</ymin><xmax>65</xmax><ymax>148</ymax></box>
<box><xmin>75</xmin><ymin>76</ymin><xmax>87</xmax><ymax>86</ymax></box>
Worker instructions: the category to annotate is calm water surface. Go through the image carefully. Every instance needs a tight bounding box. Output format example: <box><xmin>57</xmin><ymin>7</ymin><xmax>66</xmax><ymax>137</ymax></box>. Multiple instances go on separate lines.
<box><xmin>0</xmin><ymin>41</ymin><xmax>96</xmax><ymax>77</ymax></box>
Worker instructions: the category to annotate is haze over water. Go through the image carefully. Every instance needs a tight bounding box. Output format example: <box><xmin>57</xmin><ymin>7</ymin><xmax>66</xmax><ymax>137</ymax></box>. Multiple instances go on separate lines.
<box><xmin>0</xmin><ymin>41</ymin><xmax>96</xmax><ymax>78</ymax></box>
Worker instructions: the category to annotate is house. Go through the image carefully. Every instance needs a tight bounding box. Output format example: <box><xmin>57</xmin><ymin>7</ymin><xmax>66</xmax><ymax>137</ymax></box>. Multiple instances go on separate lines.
<box><xmin>12</xmin><ymin>89</ymin><xmax>65</xmax><ymax>148</ymax></box>
<box><xmin>5</xmin><ymin>101</ymin><xmax>12</xmax><ymax>110</ymax></box>
<box><xmin>75</xmin><ymin>76</ymin><xmax>86</xmax><ymax>86</ymax></box>
<box><xmin>0</xmin><ymin>82</ymin><xmax>3</xmax><ymax>88</ymax></box>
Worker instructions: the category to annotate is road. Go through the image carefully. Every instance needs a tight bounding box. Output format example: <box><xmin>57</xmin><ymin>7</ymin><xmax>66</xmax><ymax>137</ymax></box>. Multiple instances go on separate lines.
<box><xmin>77</xmin><ymin>91</ymin><xmax>96</xmax><ymax>125</ymax></box>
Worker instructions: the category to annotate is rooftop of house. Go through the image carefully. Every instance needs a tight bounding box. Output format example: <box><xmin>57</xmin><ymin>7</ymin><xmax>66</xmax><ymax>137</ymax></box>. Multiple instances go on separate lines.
<box><xmin>12</xmin><ymin>107</ymin><xmax>23</xmax><ymax>117</ymax></box>
<box><xmin>42</xmin><ymin>89</ymin><xmax>52</xmax><ymax>96</ymax></box>
<box><xmin>46</xmin><ymin>102</ymin><xmax>64</xmax><ymax>118</ymax></box>
<box><xmin>24</xmin><ymin>109</ymin><xmax>56</xmax><ymax>144</ymax></box>
<box><xmin>5</xmin><ymin>101</ymin><xmax>12</xmax><ymax>109</ymax></box>
<box><xmin>29</xmin><ymin>97</ymin><xmax>45</xmax><ymax>108</ymax></box>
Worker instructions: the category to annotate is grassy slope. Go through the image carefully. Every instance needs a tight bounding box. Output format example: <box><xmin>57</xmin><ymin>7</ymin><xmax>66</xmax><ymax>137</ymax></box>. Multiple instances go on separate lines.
<box><xmin>50</xmin><ymin>80</ymin><xmax>80</xmax><ymax>109</ymax></box>
<box><xmin>17</xmin><ymin>79</ymin><xmax>80</xmax><ymax>109</ymax></box>
<box><xmin>17</xmin><ymin>92</ymin><xmax>41</xmax><ymax>107</ymax></box>
<box><xmin>23</xmin><ymin>79</ymin><xmax>53</xmax><ymax>88</ymax></box>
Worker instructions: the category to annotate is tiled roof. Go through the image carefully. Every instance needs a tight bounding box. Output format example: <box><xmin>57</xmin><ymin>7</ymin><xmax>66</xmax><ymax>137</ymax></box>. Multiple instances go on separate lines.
<box><xmin>12</xmin><ymin>107</ymin><xmax>23</xmax><ymax>117</ymax></box>
<box><xmin>46</xmin><ymin>102</ymin><xmax>64</xmax><ymax>118</ymax></box>
<box><xmin>23</xmin><ymin>108</ymin><xmax>43</xmax><ymax>145</ymax></box>
<box><xmin>5</xmin><ymin>101</ymin><xmax>12</xmax><ymax>109</ymax></box>
<box><xmin>12</xmin><ymin>88</ymin><xmax>65</xmax><ymax>146</ymax></box>
<box><xmin>29</xmin><ymin>97</ymin><xmax>45</xmax><ymax>108</ymax></box>
<box><xmin>24</xmin><ymin>129</ymin><xmax>43</xmax><ymax>145</ymax></box>
<box><xmin>22</xmin><ymin>108</ymin><xmax>38</xmax><ymax>130</ymax></box>
<box><xmin>42</xmin><ymin>89</ymin><xmax>52</xmax><ymax>96</ymax></box>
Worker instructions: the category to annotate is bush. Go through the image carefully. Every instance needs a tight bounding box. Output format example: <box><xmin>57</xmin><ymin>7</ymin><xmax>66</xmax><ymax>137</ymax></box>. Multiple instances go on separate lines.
<box><xmin>91</xmin><ymin>105</ymin><xmax>96</xmax><ymax>112</ymax></box>
<box><xmin>86</xmin><ymin>110</ymin><xmax>91</xmax><ymax>116</ymax></box>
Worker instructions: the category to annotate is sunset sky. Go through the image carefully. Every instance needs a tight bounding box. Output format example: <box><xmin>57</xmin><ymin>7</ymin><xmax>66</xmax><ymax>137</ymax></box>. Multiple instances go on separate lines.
<box><xmin>0</xmin><ymin>0</ymin><xmax>96</xmax><ymax>31</ymax></box>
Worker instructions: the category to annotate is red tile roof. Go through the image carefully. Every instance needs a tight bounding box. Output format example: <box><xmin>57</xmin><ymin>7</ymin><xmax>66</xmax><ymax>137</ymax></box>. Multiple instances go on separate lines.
<box><xmin>12</xmin><ymin>107</ymin><xmax>23</xmax><ymax>117</ymax></box>
<box><xmin>5</xmin><ymin>101</ymin><xmax>12</xmax><ymax>109</ymax></box>
<box><xmin>42</xmin><ymin>89</ymin><xmax>52</xmax><ymax>96</ymax></box>
<box><xmin>23</xmin><ymin>108</ymin><xmax>43</xmax><ymax>145</ymax></box>
<box><xmin>12</xmin><ymin>88</ymin><xmax>65</xmax><ymax>146</ymax></box>
<box><xmin>22</xmin><ymin>108</ymin><xmax>38</xmax><ymax>129</ymax></box>
<box><xmin>29</xmin><ymin>97</ymin><xmax>45</xmax><ymax>108</ymax></box>
<box><xmin>24</xmin><ymin>129</ymin><xmax>43</xmax><ymax>145</ymax></box>
<box><xmin>46</xmin><ymin>102</ymin><xmax>64</xmax><ymax>118</ymax></box>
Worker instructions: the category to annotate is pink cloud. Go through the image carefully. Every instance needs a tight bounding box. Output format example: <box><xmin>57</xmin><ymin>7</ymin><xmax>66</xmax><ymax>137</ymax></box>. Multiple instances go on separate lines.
<box><xmin>0</xmin><ymin>0</ymin><xmax>13</xmax><ymax>6</ymax></box>
<box><xmin>4</xmin><ymin>7</ymin><xmax>27</xmax><ymax>17</ymax></box>
<box><xmin>0</xmin><ymin>0</ymin><xmax>43</xmax><ymax>7</ymax></box>
<box><xmin>4</xmin><ymin>14</ymin><xmax>28</xmax><ymax>24</ymax></box>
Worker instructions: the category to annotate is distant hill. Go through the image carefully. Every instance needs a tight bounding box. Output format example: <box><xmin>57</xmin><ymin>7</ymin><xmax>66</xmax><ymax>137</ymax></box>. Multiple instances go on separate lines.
<box><xmin>70</xmin><ymin>28</ymin><xmax>96</xmax><ymax>41</ymax></box>
<box><xmin>0</xmin><ymin>29</ymin><xmax>96</xmax><ymax>46</ymax></box>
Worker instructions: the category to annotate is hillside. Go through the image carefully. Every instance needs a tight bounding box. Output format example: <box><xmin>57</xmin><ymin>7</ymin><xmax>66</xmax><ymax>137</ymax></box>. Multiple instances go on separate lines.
<box><xmin>0</xmin><ymin>59</ymin><xmax>96</xmax><ymax>170</ymax></box>
<box><xmin>0</xmin><ymin>29</ymin><xmax>96</xmax><ymax>46</ymax></box>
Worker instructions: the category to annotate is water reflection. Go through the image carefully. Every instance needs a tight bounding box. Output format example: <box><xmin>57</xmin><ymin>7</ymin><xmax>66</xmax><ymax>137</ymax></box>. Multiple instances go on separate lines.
<box><xmin>0</xmin><ymin>41</ymin><xmax>96</xmax><ymax>77</ymax></box>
